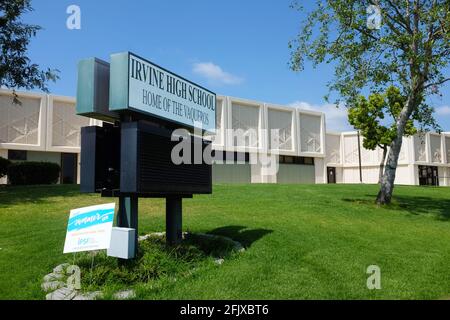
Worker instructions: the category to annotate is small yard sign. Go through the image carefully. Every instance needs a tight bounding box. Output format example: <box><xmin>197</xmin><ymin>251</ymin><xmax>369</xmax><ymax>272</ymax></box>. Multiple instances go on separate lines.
<box><xmin>63</xmin><ymin>203</ymin><xmax>115</xmax><ymax>253</ymax></box>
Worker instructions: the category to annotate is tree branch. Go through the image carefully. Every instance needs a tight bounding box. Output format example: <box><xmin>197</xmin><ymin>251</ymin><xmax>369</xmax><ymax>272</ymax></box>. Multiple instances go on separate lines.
<box><xmin>424</xmin><ymin>78</ymin><xmax>450</xmax><ymax>89</ymax></box>
<box><xmin>383</xmin><ymin>0</ymin><xmax>413</xmax><ymax>34</ymax></box>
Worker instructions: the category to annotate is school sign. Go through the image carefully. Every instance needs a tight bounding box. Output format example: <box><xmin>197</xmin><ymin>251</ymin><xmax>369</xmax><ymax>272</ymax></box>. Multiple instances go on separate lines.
<box><xmin>109</xmin><ymin>52</ymin><xmax>216</xmax><ymax>132</ymax></box>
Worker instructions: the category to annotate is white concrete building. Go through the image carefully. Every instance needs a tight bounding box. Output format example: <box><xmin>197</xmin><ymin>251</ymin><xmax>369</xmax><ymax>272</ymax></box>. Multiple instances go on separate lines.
<box><xmin>0</xmin><ymin>89</ymin><xmax>101</xmax><ymax>185</ymax></box>
<box><xmin>211</xmin><ymin>95</ymin><xmax>326</xmax><ymax>184</ymax></box>
<box><xmin>1</xmin><ymin>89</ymin><xmax>449</xmax><ymax>186</ymax></box>
<box><xmin>326</xmin><ymin>131</ymin><xmax>450</xmax><ymax>186</ymax></box>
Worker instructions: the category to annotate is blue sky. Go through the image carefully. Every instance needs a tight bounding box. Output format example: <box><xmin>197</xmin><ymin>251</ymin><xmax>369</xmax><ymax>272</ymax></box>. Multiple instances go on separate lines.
<box><xmin>24</xmin><ymin>0</ymin><xmax>450</xmax><ymax>131</ymax></box>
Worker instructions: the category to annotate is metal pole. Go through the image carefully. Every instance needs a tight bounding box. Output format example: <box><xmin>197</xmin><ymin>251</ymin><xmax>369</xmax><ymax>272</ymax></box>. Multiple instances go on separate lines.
<box><xmin>117</xmin><ymin>195</ymin><xmax>139</xmax><ymax>259</ymax></box>
<box><xmin>357</xmin><ymin>130</ymin><xmax>363</xmax><ymax>183</ymax></box>
<box><xmin>166</xmin><ymin>197</ymin><xmax>182</xmax><ymax>246</ymax></box>
<box><xmin>116</xmin><ymin>114</ymin><xmax>139</xmax><ymax>261</ymax></box>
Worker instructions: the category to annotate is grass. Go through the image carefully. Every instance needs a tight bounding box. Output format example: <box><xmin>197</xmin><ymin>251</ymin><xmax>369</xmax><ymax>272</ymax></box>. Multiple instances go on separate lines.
<box><xmin>0</xmin><ymin>183</ymin><xmax>449</xmax><ymax>300</ymax></box>
<box><xmin>72</xmin><ymin>234</ymin><xmax>239</xmax><ymax>296</ymax></box>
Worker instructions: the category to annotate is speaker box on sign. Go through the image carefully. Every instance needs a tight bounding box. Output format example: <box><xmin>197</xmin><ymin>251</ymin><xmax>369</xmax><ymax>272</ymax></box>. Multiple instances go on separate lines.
<box><xmin>80</xmin><ymin>124</ymin><xmax>121</xmax><ymax>193</ymax></box>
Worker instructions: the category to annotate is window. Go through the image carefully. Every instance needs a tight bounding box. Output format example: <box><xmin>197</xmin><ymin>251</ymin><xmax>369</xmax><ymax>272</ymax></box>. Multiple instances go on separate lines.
<box><xmin>279</xmin><ymin>156</ymin><xmax>314</xmax><ymax>166</ymax></box>
<box><xmin>303</xmin><ymin>157</ymin><xmax>314</xmax><ymax>165</ymax></box>
<box><xmin>268</xmin><ymin>109</ymin><xmax>293</xmax><ymax>150</ymax></box>
<box><xmin>0</xmin><ymin>95</ymin><xmax>40</xmax><ymax>144</ymax></box>
<box><xmin>8</xmin><ymin>150</ymin><xmax>27</xmax><ymax>161</ymax></box>
<box><xmin>300</xmin><ymin>113</ymin><xmax>322</xmax><ymax>153</ymax></box>
<box><xmin>52</xmin><ymin>101</ymin><xmax>90</xmax><ymax>147</ymax></box>
<box><xmin>212</xmin><ymin>151</ymin><xmax>250</xmax><ymax>164</ymax></box>
<box><xmin>284</xmin><ymin>156</ymin><xmax>294</xmax><ymax>164</ymax></box>
<box><xmin>418</xmin><ymin>165</ymin><xmax>439</xmax><ymax>186</ymax></box>
<box><xmin>231</xmin><ymin>103</ymin><xmax>260</xmax><ymax>148</ymax></box>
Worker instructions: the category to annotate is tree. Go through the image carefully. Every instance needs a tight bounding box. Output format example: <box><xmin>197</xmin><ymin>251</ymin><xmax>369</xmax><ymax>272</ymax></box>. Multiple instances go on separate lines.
<box><xmin>348</xmin><ymin>86</ymin><xmax>438</xmax><ymax>184</ymax></box>
<box><xmin>0</xmin><ymin>0</ymin><xmax>58</xmax><ymax>103</ymax></box>
<box><xmin>289</xmin><ymin>1</ymin><xmax>450</xmax><ymax>204</ymax></box>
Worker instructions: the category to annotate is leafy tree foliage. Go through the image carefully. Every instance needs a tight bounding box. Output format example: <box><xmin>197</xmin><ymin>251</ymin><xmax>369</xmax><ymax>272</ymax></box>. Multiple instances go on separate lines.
<box><xmin>0</xmin><ymin>0</ymin><xmax>58</xmax><ymax>102</ymax></box>
<box><xmin>348</xmin><ymin>86</ymin><xmax>439</xmax><ymax>183</ymax></box>
<box><xmin>289</xmin><ymin>0</ymin><xmax>449</xmax><ymax>204</ymax></box>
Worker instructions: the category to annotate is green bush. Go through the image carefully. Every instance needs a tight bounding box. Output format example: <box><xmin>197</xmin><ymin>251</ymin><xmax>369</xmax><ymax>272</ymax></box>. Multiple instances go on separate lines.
<box><xmin>0</xmin><ymin>157</ymin><xmax>11</xmax><ymax>179</ymax></box>
<box><xmin>7</xmin><ymin>161</ymin><xmax>61</xmax><ymax>185</ymax></box>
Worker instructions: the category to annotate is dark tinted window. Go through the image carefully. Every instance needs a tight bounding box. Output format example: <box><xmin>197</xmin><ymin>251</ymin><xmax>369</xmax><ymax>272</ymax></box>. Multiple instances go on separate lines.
<box><xmin>279</xmin><ymin>156</ymin><xmax>314</xmax><ymax>166</ymax></box>
<box><xmin>8</xmin><ymin>150</ymin><xmax>27</xmax><ymax>161</ymax></box>
<box><xmin>303</xmin><ymin>157</ymin><xmax>314</xmax><ymax>165</ymax></box>
<box><xmin>213</xmin><ymin>151</ymin><xmax>250</xmax><ymax>163</ymax></box>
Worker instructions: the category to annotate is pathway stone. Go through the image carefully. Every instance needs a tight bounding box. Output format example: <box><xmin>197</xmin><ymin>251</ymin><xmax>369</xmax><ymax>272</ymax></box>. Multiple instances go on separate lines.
<box><xmin>46</xmin><ymin>287</ymin><xmax>77</xmax><ymax>300</ymax></box>
<box><xmin>53</xmin><ymin>263</ymin><xmax>70</xmax><ymax>274</ymax></box>
<box><xmin>42</xmin><ymin>280</ymin><xmax>65</xmax><ymax>292</ymax></box>
<box><xmin>73</xmin><ymin>291</ymin><xmax>103</xmax><ymax>300</ymax></box>
<box><xmin>43</xmin><ymin>272</ymin><xmax>64</xmax><ymax>282</ymax></box>
<box><xmin>113</xmin><ymin>290</ymin><xmax>136</xmax><ymax>300</ymax></box>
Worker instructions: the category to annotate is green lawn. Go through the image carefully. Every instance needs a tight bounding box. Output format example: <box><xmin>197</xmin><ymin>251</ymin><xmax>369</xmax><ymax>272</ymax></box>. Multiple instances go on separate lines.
<box><xmin>0</xmin><ymin>184</ymin><xmax>449</xmax><ymax>300</ymax></box>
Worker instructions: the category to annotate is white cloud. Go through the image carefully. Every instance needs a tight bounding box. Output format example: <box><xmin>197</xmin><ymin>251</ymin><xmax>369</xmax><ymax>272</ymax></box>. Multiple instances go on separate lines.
<box><xmin>436</xmin><ymin>105</ymin><xmax>450</xmax><ymax>116</ymax></box>
<box><xmin>289</xmin><ymin>101</ymin><xmax>352</xmax><ymax>132</ymax></box>
<box><xmin>192</xmin><ymin>62</ymin><xmax>243</xmax><ymax>85</ymax></box>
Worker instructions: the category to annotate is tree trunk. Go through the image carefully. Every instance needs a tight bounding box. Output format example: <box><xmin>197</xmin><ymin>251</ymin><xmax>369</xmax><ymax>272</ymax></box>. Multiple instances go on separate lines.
<box><xmin>376</xmin><ymin>94</ymin><xmax>417</xmax><ymax>205</ymax></box>
<box><xmin>378</xmin><ymin>146</ymin><xmax>388</xmax><ymax>184</ymax></box>
<box><xmin>376</xmin><ymin>136</ymin><xmax>402</xmax><ymax>204</ymax></box>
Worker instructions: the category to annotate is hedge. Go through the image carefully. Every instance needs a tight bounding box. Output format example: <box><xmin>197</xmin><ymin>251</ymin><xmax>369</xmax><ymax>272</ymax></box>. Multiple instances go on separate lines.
<box><xmin>0</xmin><ymin>157</ymin><xmax>11</xmax><ymax>179</ymax></box>
<box><xmin>7</xmin><ymin>162</ymin><xmax>61</xmax><ymax>186</ymax></box>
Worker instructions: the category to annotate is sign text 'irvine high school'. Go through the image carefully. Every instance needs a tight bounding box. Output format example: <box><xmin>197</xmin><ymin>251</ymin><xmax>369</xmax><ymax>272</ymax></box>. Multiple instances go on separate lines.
<box><xmin>110</xmin><ymin>52</ymin><xmax>216</xmax><ymax>132</ymax></box>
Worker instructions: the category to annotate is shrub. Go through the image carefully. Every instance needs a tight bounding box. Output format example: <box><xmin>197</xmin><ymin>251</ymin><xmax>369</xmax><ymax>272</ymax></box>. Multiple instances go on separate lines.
<box><xmin>8</xmin><ymin>161</ymin><xmax>61</xmax><ymax>185</ymax></box>
<box><xmin>0</xmin><ymin>157</ymin><xmax>11</xmax><ymax>179</ymax></box>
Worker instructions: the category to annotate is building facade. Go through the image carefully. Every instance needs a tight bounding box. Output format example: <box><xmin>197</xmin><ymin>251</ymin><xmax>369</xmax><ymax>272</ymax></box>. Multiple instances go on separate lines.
<box><xmin>1</xmin><ymin>89</ymin><xmax>449</xmax><ymax>186</ymax></box>
<box><xmin>326</xmin><ymin>131</ymin><xmax>450</xmax><ymax>186</ymax></box>
<box><xmin>0</xmin><ymin>90</ymin><xmax>101</xmax><ymax>185</ymax></box>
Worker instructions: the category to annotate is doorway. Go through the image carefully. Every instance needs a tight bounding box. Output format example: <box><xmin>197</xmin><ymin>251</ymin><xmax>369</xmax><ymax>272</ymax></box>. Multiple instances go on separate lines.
<box><xmin>61</xmin><ymin>153</ymin><xmax>78</xmax><ymax>184</ymax></box>
<box><xmin>327</xmin><ymin>167</ymin><xmax>337</xmax><ymax>184</ymax></box>
<box><xmin>418</xmin><ymin>165</ymin><xmax>439</xmax><ymax>186</ymax></box>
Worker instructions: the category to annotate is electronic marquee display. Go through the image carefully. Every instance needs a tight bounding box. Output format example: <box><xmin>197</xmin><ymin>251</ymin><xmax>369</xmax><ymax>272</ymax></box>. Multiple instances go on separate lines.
<box><xmin>109</xmin><ymin>52</ymin><xmax>216</xmax><ymax>133</ymax></box>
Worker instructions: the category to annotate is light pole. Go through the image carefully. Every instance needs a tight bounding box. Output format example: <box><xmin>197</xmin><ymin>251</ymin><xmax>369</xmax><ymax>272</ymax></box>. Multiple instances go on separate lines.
<box><xmin>357</xmin><ymin>130</ymin><xmax>363</xmax><ymax>184</ymax></box>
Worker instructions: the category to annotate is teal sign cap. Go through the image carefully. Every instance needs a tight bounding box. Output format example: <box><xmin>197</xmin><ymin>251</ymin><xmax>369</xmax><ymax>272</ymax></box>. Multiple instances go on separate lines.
<box><xmin>76</xmin><ymin>57</ymin><xmax>119</xmax><ymax>122</ymax></box>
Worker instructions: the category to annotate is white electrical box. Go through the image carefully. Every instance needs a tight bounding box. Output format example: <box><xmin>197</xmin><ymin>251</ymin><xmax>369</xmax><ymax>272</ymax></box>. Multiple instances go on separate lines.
<box><xmin>107</xmin><ymin>227</ymin><xmax>136</xmax><ymax>259</ymax></box>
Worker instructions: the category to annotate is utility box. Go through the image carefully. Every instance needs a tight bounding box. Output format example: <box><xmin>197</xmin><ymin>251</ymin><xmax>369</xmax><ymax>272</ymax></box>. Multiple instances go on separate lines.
<box><xmin>107</xmin><ymin>227</ymin><xmax>136</xmax><ymax>259</ymax></box>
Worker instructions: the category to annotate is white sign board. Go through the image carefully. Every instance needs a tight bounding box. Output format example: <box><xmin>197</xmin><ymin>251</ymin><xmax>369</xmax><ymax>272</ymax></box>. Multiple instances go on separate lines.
<box><xmin>109</xmin><ymin>52</ymin><xmax>216</xmax><ymax>133</ymax></box>
<box><xmin>63</xmin><ymin>203</ymin><xmax>115</xmax><ymax>254</ymax></box>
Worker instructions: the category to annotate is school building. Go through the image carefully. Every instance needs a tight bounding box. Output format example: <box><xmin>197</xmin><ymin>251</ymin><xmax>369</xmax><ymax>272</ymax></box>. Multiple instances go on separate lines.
<box><xmin>1</xmin><ymin>89</ymin><xmax>449</xmax><ymax>186</ymax></box>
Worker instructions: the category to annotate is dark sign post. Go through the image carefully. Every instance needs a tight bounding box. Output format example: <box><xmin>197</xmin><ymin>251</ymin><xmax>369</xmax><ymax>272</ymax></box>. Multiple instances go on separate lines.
<box><xmin>76</xmin><ymin>52</ymin><xmax>216</xmax><ymax>257</ymax></box>
<box><xmin>166</xmin><ymin>197</ymin><xmax>182</xmax><ymax>246</ymax></box>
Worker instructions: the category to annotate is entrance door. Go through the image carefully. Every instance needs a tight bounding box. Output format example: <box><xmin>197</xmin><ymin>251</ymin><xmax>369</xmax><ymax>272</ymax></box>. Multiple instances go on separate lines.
<box><xmin>327</xmin><ymin>167</ymin><xmax>336</xmax><ymax>184</ymax></box>
<box><xmin>418</xmin><ymin>165</ymin><xmax>439</xmax><ymax>186</ymax></box>
<box><xmin>61</xmin><ymin>153</ymin><xmax>78</xmax><ymax>184</ymax></box>
<box><xmin>431</xmin><ymin>166</ymin><xmax>439</xmax><ymax>186</ymax></box>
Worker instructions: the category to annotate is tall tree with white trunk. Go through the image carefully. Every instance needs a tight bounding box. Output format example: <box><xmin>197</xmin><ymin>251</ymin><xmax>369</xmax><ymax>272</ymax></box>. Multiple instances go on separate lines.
<box><xmin>289</xmin><ymin>0</ymin><xmax>449</xmax><ymax>204</ymax></box>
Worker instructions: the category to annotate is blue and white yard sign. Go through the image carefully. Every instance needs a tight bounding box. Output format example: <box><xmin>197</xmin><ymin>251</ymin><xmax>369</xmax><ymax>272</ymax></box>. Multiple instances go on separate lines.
<box><xmin>63</xmin><ymin>203</ymin><xmax>115</xmax><ymax>254</ymax></box>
